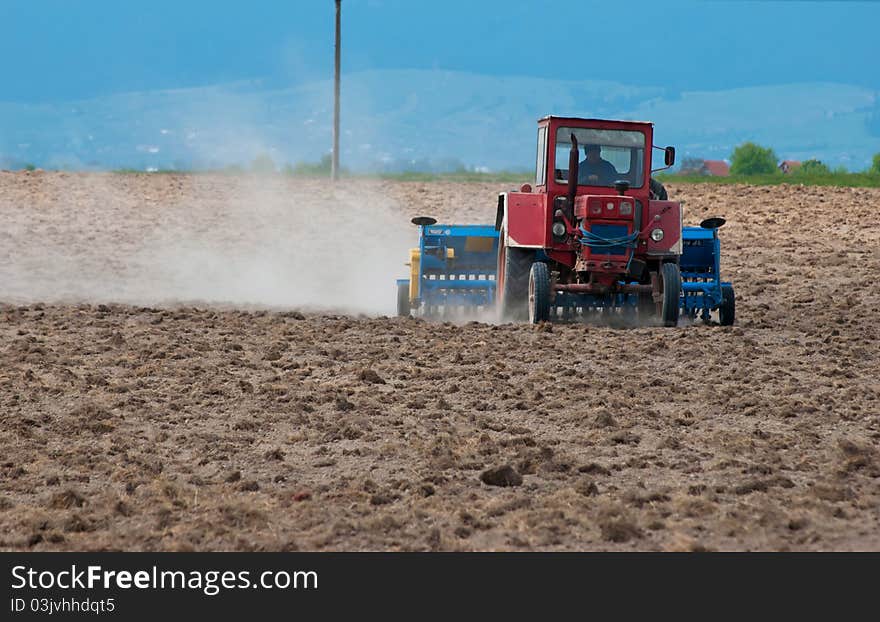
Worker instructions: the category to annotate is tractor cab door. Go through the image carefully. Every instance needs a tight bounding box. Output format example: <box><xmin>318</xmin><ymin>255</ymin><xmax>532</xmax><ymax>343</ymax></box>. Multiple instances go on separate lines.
<box><xmin>535</xmin><ymin>124</ymin><xmax>548</xmax><ymax>191</ymax></box>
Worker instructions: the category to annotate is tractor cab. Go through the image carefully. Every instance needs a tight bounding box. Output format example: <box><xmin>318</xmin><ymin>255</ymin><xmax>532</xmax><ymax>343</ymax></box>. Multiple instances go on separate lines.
<box><xmin>538</xmin><ymin>118</ymin><xmax>655</xmax><ymax>193</ymax></box>
<box><xmin>535</xmin><ymin>116</ymin><xmax>675</xmax><ymax>204</ymax></box>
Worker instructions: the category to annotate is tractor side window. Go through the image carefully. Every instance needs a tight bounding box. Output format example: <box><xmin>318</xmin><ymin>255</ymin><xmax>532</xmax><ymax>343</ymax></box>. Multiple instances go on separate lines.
<box><xmin>535</xmin><ymin>126</ymin><xmax>547</xmax><ymax>186</ymax></box>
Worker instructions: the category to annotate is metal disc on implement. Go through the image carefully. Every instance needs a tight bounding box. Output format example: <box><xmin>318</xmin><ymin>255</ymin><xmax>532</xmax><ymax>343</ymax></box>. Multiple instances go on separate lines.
<box><xmin>700</xmin><ymin>217</ymin><xmax>726</xmax><ymax>229</ymax></box>
<box><xmin>411</xmin><ymin>216</ymin><xmax>438</xmax><ymax>226</ymax></box>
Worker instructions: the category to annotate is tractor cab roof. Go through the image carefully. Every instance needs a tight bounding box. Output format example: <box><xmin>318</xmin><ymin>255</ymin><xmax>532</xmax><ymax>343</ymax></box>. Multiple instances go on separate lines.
<box><xmin>539</xmin><ymin>115</ymin><xmax>654</xmax><ymax>128</ymax></box>
<box><xmin>538</xmin><ymin>114</ymin><xmax>654</xmax><ymax>125</ymax></box>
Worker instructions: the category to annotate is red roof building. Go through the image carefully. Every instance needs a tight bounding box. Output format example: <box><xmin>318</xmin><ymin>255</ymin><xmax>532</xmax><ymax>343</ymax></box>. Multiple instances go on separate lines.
<box><xmin>703</xmin><ymin>160</ymin><xmax>730</xmax><ymax>176</ymax></box>
<box><xmin>779</xmin><ymin>160</ymin><xmax>801</xmax><ymax>174</ymax></box>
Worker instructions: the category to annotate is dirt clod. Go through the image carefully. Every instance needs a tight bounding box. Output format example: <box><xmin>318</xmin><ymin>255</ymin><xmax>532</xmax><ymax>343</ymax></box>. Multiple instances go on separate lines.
<box><xmin>358</xmin><ymin>369</ymin><xmax>386</xmax><ymax>384</ymax></box>
<box><xmin>576</xmin><ymin>479</ymin><xmax>600</xmax><ymax>497</ymax></box>
<box><xmin>480</xmin><ymin>465</ymin><xmax>523</xmax><ymax>487</ymax></box>
<box><xmin>49</xmin><ymin>489</ymin><xmax>86</xmax><ymax>509</ymax></box>
<box><xmin>600</xmin><ymin>519</ymin><xmax>642</xmax><ymax>543</ymax></box>
<box><xmin>224</xmin><ymin>470</ymin><xmax>242</xmax><ymax>483</ymax></box>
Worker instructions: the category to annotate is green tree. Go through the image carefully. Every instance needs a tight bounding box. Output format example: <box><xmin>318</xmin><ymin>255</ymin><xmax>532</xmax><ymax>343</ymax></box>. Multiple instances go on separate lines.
<box><xmin>729</xmin><ymin>142</ymin><xmax>778</xmax><ymax>175</ymax></box>
<box><xmin>872</xmin><ymin>153</ymin><xmax>880</xmax><ymax>174</ymax></box>
<box><xmin>796</xmin><ymin>159</ymin><xmax>831</xmax><ymax>175</ymax></box>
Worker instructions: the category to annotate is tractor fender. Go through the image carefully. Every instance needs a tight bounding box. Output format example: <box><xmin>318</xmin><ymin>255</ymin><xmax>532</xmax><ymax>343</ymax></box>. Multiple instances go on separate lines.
<box><xmin>644</xmin><ymin>199</ymin><xmax>683</xmax><ymax>257</ymax></box>
<box><xmin>499</xmin><ymin>191</ymin><xmax>547</xmax><ymax>249</ymax></box>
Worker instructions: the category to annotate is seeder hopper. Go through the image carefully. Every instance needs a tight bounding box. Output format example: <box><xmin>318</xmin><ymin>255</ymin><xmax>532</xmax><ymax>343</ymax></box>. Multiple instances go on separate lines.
<box><xmin>680</xmin><ymin>218</ymin><xmax>735</xmax><ymax>324</ymax></box>
<box><xmin>396</xmin><ymin>218</ymin><xmax>498</xmax><ymax>318</ymax></box>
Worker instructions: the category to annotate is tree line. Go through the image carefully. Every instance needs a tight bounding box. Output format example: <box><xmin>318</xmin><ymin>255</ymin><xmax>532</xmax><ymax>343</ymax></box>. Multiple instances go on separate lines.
<box><xmin>683</xmin><ymin>142</ymin><xmax>880</xmax><ymax>176</ymax></box>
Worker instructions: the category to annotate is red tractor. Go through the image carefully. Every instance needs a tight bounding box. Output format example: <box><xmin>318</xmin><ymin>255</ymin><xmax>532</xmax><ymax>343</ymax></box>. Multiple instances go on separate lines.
<box><xmin>495</xmin><ymin>116</ymin><xmax>682</xmax><ymax>325</ymax></box>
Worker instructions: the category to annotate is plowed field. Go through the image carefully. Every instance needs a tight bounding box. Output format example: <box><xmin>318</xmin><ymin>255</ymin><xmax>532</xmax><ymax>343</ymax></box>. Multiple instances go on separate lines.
<box><xmin>1</xmin><ymin>172</ymin><xmax>878</xmax><ymax>550</ymax></box>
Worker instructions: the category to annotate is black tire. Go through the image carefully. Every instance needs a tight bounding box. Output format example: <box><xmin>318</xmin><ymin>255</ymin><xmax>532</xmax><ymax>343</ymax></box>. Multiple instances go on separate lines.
<box><xmin>497</xmin><ymin>238</ymin><xmax>532</xmax><ymax>322</ymax></box>
<box><xmin>396</xmin><ymin>282</ymin><xmax>411</xmax><ymax>317</ymax></box>
<box><xmin>650</xmin><ymin>178</ymin><xmax>668</xmax><ymax>201</ymax></box>
<box><xmin>660</xmin><ymin>262</ymin><xmax>681</xmax><ymax>327</ymax></box>
<box><xmin>528</xmin><ymin>262</ymin><xmax>551</xmax><ymax>324</ymax></box>
<box><xmin>719</xmin><ymin>284</ymin><xmax>735</xmax><ymax>326</ymax></box>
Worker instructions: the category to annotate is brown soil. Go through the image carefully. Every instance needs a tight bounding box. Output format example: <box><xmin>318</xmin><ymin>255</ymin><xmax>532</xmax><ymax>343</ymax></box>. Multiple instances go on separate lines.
<box><xmin>1</xmin><ymin>171</ymin><xmax>878</xmax><ymax>551</ymax></box>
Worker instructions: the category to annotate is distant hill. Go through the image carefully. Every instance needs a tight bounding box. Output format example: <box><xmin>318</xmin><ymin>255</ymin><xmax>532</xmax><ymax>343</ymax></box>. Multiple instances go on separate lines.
<box><xmin>0</xmin><ymin>70</ymin><xmax>876</xmax><ymax>172</ymax></box>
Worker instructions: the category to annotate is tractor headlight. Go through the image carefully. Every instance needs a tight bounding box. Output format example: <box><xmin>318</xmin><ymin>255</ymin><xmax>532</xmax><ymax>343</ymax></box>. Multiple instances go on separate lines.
<box><xmin>619</xmin><ymin>201</ymin><xmax>632</xmax><ymax>215</ymax></box>
<box><xmin>552</xmin><ymin>221</ymin><xmax>566</xmax><ymax>237</ymax></box>
<box><xmin>650</xmin><ymin>228</ymin><xmax>664</xmax><ymax>242</ymax></box>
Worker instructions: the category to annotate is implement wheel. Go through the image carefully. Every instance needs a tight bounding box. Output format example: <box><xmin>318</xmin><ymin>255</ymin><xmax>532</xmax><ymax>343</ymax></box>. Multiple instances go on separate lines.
<box><xmin>396</xmin><ymin>282</ymin><xmax>411</xmax><ymax>317</ymax></box>
<box><xmin>528</xmin><ymin>262</ymin><xmax>551</xmax><ymax>324</ymax></box>
<box><xmin>497</xmin><ymin>235</ymin><xmax>532</xmax><ymax>322</ymax></box>
<box><xmin>660</xmin><ymin>262</ymin><xmax>681</xmax><ymax>327</ymax></box>
<box><xmin>719</xmin><ymin>284</ymin><xmax>735</xmax><ymax>326</ymax></box>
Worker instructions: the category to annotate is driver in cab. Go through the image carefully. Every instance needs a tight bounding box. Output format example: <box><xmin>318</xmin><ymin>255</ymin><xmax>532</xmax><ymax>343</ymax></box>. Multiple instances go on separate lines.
<box><xmin>578</xmin><ymin>144</ymin><xmax>618</xmax><ymax>185</ymax></box>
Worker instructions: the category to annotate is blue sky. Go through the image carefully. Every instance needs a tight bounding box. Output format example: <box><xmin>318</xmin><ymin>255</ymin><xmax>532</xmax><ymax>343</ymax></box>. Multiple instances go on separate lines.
<box><xmin>1</xmin><ymin>0</ymin><xmax>877</xmax><ymax>102</ymax></box>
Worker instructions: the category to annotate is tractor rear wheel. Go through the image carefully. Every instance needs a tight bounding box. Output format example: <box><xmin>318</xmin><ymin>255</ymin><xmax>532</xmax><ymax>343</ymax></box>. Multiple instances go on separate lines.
<box><xmin>650</xmin><ymin>178</ymin><xmax>668</xmax><ymax>200</ymax></box>
<box><xmin>719</xmin><ymin>284</ymin><xmax>735</xmax><ymax>326</ymax></box>
<box><xmin>527</xmin><ymin>262</ymin><xmax>551</xmax><ymax>324</ymax></box>
<box><xmin>660</xmin><ymin>262</ymin><xmax>681</xmax><ymax>327</ymax></box>
<box><xmin>396</xmin><ymin>282</ymin><xmax>411</xmax><ymax>317</ymax></box>
<box><xmin>497</xmin><ymin>236</ymin><xmax>532</xmax><ymax>322</ymax></box>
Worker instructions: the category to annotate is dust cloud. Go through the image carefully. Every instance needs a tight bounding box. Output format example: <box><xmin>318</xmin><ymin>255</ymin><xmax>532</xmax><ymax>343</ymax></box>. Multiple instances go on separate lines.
<box><xmin>0</xmin><ymin>172</ymin><xmax>415</xmax><ymax>315</ymax></box>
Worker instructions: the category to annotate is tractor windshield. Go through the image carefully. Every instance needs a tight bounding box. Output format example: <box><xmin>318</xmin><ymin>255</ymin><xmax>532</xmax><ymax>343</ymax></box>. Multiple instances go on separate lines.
<box><xmin>554</xmin><ymin>127</ymin><xmax>646</xmax><ymax>188</ymax></box>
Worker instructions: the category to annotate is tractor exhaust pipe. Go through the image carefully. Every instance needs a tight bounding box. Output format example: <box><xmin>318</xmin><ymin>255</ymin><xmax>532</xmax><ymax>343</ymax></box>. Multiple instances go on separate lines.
<box><xmin>567</xmin><ymin>133</ymin><xmax>579</xmax><ymax>209</ymax></box>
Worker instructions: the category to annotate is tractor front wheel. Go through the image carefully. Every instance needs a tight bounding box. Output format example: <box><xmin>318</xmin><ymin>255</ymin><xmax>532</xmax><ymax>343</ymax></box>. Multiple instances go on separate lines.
<box><xmin>528</xmin><ymin>262</ymin><xmax>551</xmax><ymax>324</ymax></box>
<box><xmin>719</xmin><ymin>284</ymin><xmax>735</xmax><ymax>326</ymax></box>
<box><xmin>497</xmin><ymin>236</ymin><xmax>532</xmax><ymax>322</ymax></box>
<box><xmin>660</xmin><ymin>262</ymin><xmax>681</xmax><ymax>327</ymax></box>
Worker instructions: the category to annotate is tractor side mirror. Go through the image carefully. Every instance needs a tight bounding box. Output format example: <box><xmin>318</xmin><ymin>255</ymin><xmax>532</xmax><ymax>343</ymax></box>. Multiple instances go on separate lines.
<box><xmin>665</xmin><ymin>146</ymin><xmax>676</xmax><ymax>167</ymax></box>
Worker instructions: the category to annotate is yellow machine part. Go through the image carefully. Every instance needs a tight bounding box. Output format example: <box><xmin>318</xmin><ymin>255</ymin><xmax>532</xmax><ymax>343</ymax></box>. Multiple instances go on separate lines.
<box><xmin>408</xmin><ymin>247</ymin><xmax>455</xmax><ymax>302</ymax></box>
<box><xmin>464</xmin><ymin>236</ymin><xmax>495</xmax><ymax>253</ymax></box>
<box><xmin>409</xmin><ymin>248</ymin><xmax>420</xmax><ymax>302</ymax></box>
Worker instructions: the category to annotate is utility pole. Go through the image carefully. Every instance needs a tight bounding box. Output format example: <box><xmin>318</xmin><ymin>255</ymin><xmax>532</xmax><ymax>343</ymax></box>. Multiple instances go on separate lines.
<box><xmin>331</xmin><ymin>0</ymin><xmax>341</xmax><ymax>181</ymax></box>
